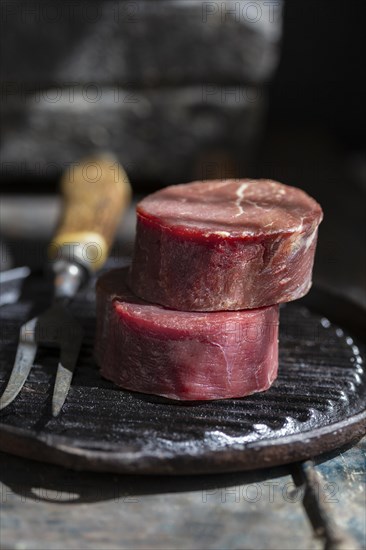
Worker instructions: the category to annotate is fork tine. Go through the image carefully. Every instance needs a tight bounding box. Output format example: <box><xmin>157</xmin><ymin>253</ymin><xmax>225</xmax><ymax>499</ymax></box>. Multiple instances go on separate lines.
<box><xmin>52</xmin><ymin>327</ymin><xmax>83</xmax><ymax>417</ymax></box>
<box><xmin>0</xmin><ymin>317</ymin><xmax>38</xmax><ymax>411</ymax></box>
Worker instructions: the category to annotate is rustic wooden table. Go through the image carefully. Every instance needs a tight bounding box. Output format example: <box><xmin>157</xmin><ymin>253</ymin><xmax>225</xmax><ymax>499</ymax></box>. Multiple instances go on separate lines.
<box><xmin>0</xmin><ymin>195</ymin><xmax>365</xmax><ymax>550</ymax></box>
<box><xmin>0</xmin><ymin>439</ymin><xmax>365</xmax><ymax>550</ymax></box>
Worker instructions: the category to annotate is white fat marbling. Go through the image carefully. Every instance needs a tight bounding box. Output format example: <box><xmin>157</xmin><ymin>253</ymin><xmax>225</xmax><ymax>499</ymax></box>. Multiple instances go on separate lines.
<box><xmin>214</xmin><ymin>231</ymin><xmax>231</xmax><ymax>237</ymax></box>
<box><xmin>234</xmin><ymin>181</ymin><xmax>251</xmax><ymax>217</ymax></box>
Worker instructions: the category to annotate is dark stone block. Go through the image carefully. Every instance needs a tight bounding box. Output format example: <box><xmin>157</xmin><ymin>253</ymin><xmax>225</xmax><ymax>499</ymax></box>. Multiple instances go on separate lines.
<box><xmin>0</xmin><ymin>85</ymin><xmax>265</xmax><ymax>186</ymax></box>
<box><xmin>1</xmin><ymin>0</ymin><xmax>283</xmax><ymax>87</ymax></box>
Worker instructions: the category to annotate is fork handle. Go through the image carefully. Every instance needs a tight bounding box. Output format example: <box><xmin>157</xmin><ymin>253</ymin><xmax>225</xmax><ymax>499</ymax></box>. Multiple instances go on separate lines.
<box><xmin>48</xmin><ymin>156</ymin><xmax>131</xmax><ymax>272</ymax></box>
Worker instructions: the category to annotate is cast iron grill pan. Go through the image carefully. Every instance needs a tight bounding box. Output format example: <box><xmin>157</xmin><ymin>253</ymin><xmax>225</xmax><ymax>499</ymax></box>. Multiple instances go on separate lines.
<box><xmin>0</xmin><ymin>260</ymin><xmax>365</xmax><ymax>474</ymax></box>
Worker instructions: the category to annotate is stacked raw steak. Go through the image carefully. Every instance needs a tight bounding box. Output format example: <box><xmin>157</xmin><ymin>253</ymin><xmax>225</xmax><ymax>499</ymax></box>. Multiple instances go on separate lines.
<box><xmin>95</xmin><ymin>179</ymin><xmax>323</xmax><ymax>400</ymax></box>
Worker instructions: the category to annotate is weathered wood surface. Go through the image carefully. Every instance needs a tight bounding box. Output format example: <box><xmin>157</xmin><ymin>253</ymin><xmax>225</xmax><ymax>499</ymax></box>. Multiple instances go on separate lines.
<box><xmin>0</xmin><ymin>438</ymin><xmax>364</xmax><ymax>550</ymax></box>
<box><xmin>312</xmin><ymin>440</ymin><xmax>366</xmax><ymax>549</ymax></box>
<box><xmin>0</xmin><ymin>454</ymin><xmax>319</xmax><ymax>550</ymax></box>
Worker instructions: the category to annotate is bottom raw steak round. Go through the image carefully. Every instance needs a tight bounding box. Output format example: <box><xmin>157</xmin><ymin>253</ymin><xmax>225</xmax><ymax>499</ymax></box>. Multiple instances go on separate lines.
<box><xmin>95</xmin><ymin>269</ymin><xmax>279</xmax><ymax>401</ymax></box>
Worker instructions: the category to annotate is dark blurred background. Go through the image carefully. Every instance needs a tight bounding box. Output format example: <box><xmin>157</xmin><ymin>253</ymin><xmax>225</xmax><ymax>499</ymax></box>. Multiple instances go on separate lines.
<box><xmin>1</xmin><ymin>0</ymin><xmax>365</xmax><ymax>306</ymax></box>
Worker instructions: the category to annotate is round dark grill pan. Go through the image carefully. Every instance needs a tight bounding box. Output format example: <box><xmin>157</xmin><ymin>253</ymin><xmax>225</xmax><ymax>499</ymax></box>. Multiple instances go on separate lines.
<box><xmin>0</xmin><ymin>263</ymin><xmax>365</xmax><ymax>474</ymax></box>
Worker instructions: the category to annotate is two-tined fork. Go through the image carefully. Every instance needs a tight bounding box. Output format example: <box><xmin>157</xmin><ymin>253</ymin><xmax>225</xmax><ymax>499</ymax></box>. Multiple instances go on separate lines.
<box><xmin>0</xmin><ymin>156</ymin><xmax>131</xmax><ymax>416</ymax></box>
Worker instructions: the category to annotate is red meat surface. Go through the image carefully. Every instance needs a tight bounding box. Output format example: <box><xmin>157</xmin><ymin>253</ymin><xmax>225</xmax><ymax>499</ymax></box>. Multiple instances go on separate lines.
<box><xmin>129</xmin><ymin>179</ymin><xmax>323</xmax><ymax>311</ymax></box>
<box><xmin>95</xmin><ymin>269</ymin><xmax>279</xmax><ymax>401</ymax></box>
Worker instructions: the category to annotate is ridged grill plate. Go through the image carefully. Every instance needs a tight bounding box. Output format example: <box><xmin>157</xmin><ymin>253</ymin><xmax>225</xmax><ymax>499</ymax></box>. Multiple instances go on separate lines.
<box><xmin>0</xmin><ymin>263</ymin><xmax>365</xmax><ymax>474</ymax></box>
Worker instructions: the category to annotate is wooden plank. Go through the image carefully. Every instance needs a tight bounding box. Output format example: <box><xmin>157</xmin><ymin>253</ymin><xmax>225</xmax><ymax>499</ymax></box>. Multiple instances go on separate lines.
<box><xmin>0</xmin><ymin>453</ymin><xmax>319</xmax><ymax>550</ymax></box>
<box><xmin>311</xmin><ymin>438</ymin><xmax>366</xmax><ymax>549</ymax></box>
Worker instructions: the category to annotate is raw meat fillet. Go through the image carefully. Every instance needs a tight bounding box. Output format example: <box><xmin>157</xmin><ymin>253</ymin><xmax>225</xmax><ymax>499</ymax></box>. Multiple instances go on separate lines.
<box><xmin>95</xmin><ymin>269</ymin><xmax>279</xmax><ymax>401</ymax></box>
<box><xmin>129</xmin><ymin>179</ymin><xmax>323</xmax><ymax>311</ymax></box>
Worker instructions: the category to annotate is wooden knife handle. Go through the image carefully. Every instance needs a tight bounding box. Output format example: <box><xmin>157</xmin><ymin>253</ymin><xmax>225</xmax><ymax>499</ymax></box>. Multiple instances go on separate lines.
<box><xmin>49</xmin><ymin>156</ymin><xmax>131</xmax><ymax>271</ymax></box>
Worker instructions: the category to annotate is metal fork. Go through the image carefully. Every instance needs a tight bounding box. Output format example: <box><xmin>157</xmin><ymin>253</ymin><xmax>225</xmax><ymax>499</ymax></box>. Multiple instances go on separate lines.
<box><xmin>0</xmin><ymin>156</ymin><xmax>131</xmax><ymax>416</ymax></box>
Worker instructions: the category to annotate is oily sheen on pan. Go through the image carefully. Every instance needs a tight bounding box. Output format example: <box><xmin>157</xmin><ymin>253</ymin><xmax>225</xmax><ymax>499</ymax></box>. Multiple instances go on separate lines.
<box><xmin>95</xmin><ymin>269</ymin><xmax>279</xmax><ymax>401</ymax></box>
<box><xmin>129</xmin><ymin>179</ymin><xmax>323</xmax><ymax>311</ymax></box>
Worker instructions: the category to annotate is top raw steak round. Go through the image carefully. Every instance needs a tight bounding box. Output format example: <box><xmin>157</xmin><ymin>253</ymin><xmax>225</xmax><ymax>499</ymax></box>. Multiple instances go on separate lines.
<box><xmin>129</xmin><ymin>179</ymin><xmax>323</xmax><ymax>311</ymax></box>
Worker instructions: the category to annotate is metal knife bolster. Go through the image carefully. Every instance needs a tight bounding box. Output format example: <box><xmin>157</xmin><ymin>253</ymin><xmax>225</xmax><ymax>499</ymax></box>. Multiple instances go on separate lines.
<box><xmin>52</xmin><ymin>255</ymin><xmax>88</xmax><ymax>301</ymax></box>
